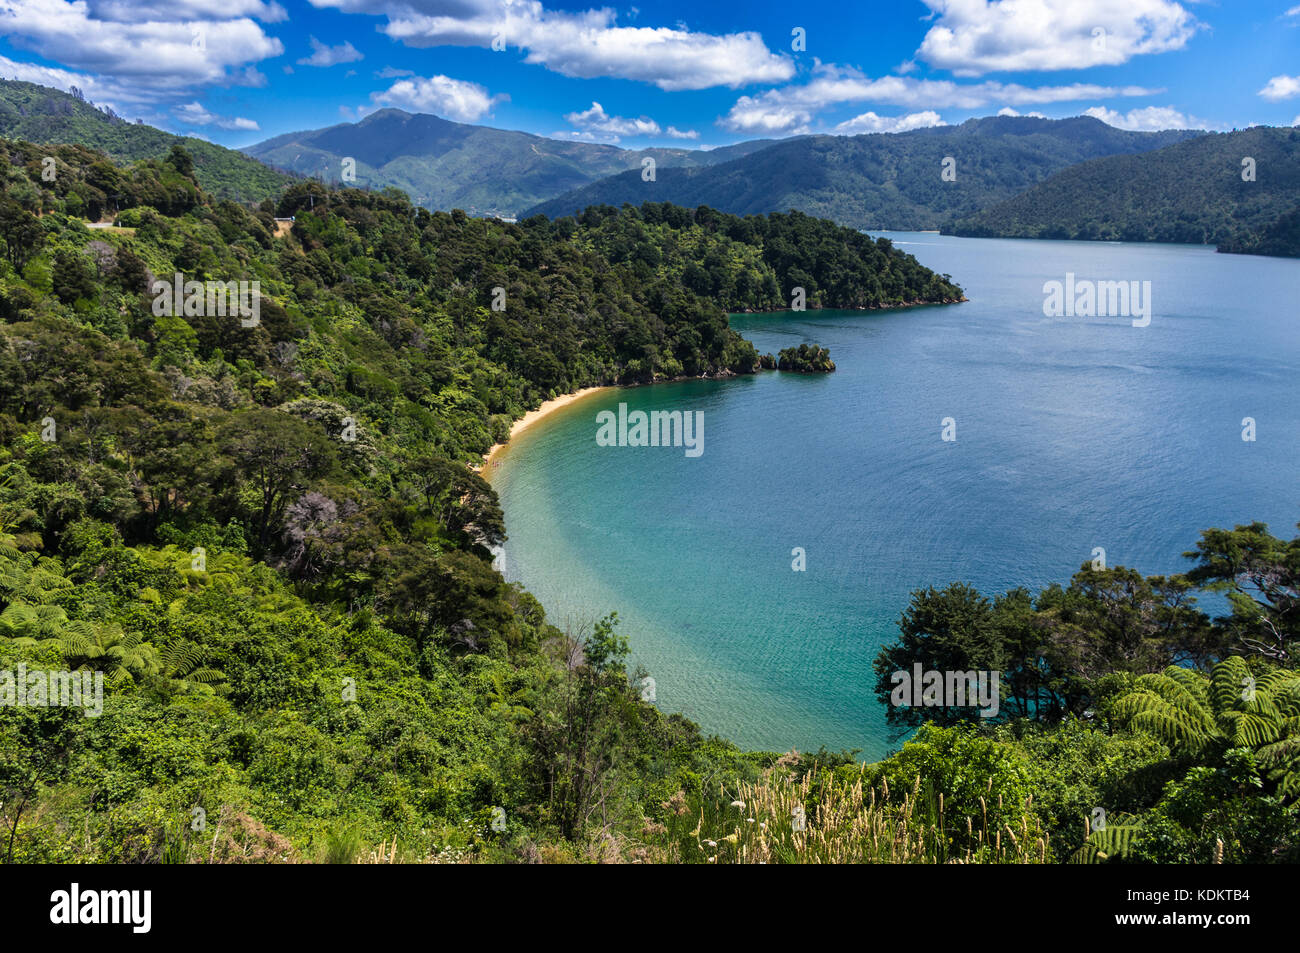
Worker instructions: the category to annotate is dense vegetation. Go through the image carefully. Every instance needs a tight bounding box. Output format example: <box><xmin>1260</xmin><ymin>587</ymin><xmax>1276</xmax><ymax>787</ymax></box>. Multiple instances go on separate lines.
<box><xmin>869</xmin><ymin>520</ymin><xmax>1300</xmax><ymax>863</ymax></box>
<box><xmin>0</xmin><ymin>132</ymin><xmax>1291</xmax><ymax>865</ymax></box>
<box><xmin>574</xmin><ymin>202</ymin><xmax>963</xmax><ymax>314</ymax></box>
<box><xmin>953</xmin><ymin>126</ymin><xmax>1300</xmax><ymax>252</ymax></box>
<box><xmin>1219</xmin><ymin>205</ymin><xmax>1300</xmax><ymax>258</ymax></box>
<box><xmin>0</xmin><ymin>80</ymin><xmax>293</xmax><ymax>204</ymax></box>
<box><xmin>526</xmin><ymin>116</ymin><xmax>1201</xmax><ymax>230</ymax></box>
<box><xmin>775</xmin><ymin>344</ymin><xmax>836</xmax><ymax>373</ymax></box>
<box><xmin>0</xmin><ymin>140</ymin><xmax>967</xmax><ymax>862</ymax></box>
<box><xmin>245</xmin><ymin>108</ymin><xmax>776</xmax><ymax>219</ymax></box>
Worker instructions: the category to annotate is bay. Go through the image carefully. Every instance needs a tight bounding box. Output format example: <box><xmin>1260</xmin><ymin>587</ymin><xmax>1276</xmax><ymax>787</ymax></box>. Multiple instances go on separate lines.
<box><xmin>490</xmin><ymin>233</ymin><xmax>1300</xmax><ymax>759</ymax></box>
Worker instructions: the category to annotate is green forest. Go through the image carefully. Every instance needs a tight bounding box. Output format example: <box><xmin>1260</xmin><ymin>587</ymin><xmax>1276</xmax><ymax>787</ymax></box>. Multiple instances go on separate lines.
<box><xmin>953</xmin><ymin>126</ymin><xmax>1300</xmax><ymax>255</ymax></box>
<box><xmin>0</xmin><ymin>138</ymin><xmax>982</xmax><ymax>863</ymax></box>
<box><xmin>0</xmin><ymin>80</ymin><xmax>294</xmax><ymax>205</ymax></box>
<box><xmin>0</xmin><ymin>136</ymin><xmax>1292</xmax><ymax>865</ymax></box>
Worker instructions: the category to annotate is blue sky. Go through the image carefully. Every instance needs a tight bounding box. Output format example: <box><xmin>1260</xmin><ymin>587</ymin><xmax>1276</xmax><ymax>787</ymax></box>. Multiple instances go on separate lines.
<box><xmin>0</xmin><ymin>0</ymin><xmax>1297</xmax><ymax>149</ymax></box>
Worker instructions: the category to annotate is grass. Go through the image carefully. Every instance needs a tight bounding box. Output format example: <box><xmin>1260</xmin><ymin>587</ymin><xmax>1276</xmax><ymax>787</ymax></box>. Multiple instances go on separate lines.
<box><xmin>651</xmin><ymin>764</ymin><xmax>1048</xmax><ymax>864</ymax></box>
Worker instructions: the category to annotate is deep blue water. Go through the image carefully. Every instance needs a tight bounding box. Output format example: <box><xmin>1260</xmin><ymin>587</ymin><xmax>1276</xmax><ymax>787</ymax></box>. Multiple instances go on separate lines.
<box><xmin>490</xmin><ymin>233</ymin><xmax>1300</xmax><ymax>758</ymax></box>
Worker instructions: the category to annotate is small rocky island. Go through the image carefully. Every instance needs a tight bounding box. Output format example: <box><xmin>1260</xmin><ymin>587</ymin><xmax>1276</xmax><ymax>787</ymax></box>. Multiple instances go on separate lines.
<box><xmin>761</xmin><ymin>343</ymin><xmax>837</xmax><ymax>373</ymax></box>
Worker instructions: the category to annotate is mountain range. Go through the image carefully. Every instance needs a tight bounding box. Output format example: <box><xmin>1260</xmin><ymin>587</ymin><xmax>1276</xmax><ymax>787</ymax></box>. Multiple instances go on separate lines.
<box><xmin>523</xmin><ymin>117</ymin><xmax>1202</xmax><ymax>230</ymax></box>
<box><xmin>1</xmin><ymin>78</ymin><xmax>1295</xmax><ymax>256</ymax></box>
<box><xmin>243</xmin><ymin>108</ymin><xmax>780</xmax><ymax>218</ymax></box>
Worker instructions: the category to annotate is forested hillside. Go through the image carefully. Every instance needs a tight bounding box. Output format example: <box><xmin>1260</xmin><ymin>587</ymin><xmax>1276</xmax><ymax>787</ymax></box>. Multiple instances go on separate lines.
<box><xmin>953</xmin><ymin>126</ymin><xmax>1300</xmax><ymax>249</ymax></box>
<box><xmin>0</xmin><ymin>138</ymin><xmax>966</xmax><ymax>862</ymax></box>
<box><xmin>525</xmin><ymin>116</ymin><xmax>1202</xmax><ymax>230</ymax></box>
<box><xmin>0</xmin><ymin>80</ymin><xmax>294</xmax><ymax>204</ymax></box>
<box><xmin>244</xmin><ymin>108</ymin><xmax>778</xmax><ymax>218</ymax></box>
<box><xmin>1218</xmin><ymin>204</ymin><xmax>1300</xmax><ymax>258</ymax></box>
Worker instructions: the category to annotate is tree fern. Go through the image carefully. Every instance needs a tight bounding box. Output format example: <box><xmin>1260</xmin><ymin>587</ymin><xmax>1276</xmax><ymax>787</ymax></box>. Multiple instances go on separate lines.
<box><xmin>1114</xmin><ymin>658</ymin><xmax>1300</xmax><ymax>801</ymax></box>
<box><xmin>1071</xmin><ymin>822</ymin><xmax>1141</xmax><ymax>864</ymax></box>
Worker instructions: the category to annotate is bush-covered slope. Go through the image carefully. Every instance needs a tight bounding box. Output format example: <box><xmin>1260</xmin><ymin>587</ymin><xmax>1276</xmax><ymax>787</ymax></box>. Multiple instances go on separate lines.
<box><xmin>952</xmin><ymin>126</ymin><xmax>1300</xmax><ymax>248</ymax></box>
<box><xmin>1218</xmin><ymin>204</ymin><xmax>1300</xmax><ymax>258</ymax></box>
<box><xmin>525</xmin><ymin>116</ymin><xmax>1202</xmax><ymax>229</ymax></box>
<box><xmin>0</xmin><ymin>139</ymin><xmax>965</xmax><ymax>861</ymax></box>
<box><xmin>0</xmin><ymin>79</ymin><xmax>294</xmax><ymax>204</ymax></box>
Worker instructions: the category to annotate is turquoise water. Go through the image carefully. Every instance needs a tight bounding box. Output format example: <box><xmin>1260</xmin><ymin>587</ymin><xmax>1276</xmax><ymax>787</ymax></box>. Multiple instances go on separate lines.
<box><xmin>490</xmin><ymin>233</ymin><xmax>1300</xmax><ymax>759</ymax></box>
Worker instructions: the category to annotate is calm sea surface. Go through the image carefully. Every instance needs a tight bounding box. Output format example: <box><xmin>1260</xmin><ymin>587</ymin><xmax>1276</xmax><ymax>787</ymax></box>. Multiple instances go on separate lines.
<box><xmin>490</xmin><ymin>233</ymin><xmax>1300</xmax><ymax>758</ymax></box>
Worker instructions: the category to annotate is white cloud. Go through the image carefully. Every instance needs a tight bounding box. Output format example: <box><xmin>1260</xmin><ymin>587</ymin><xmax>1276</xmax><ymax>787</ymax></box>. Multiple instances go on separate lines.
<box><xmin>996</xmin><ymin>107</ymin><xmax>1046</xmax><ymax>117</ymax></box>
<box><xmin>833</xmin><ymin>110</ymin><xmax>946</xmax><ymax>134</ymax></box>
<box><xmin>563</xmin><ymin>101</ymin><xmax>659</xmax><ymax>141</ymax></box>
<box><xmin>312</xmin><ymin>0</ymin><xmax>794</xmax><ymax>91</ymax></box>
<box><xmin>1259</xmin><ymin>75</ymin><xmax>1300</xmax><ymax>101</ymax></box>
<box><xmin>551</xmin><ymin>129</ymin><xmax>601</xmax><ymax>142</ymax></box>
<box><xmin>175</xmin><ymin>101</ymin><xmax>259</xmax><ymax>130</ymax></box>
<box><xmin>298</xmin><ymin>37</ymin><xmax>363</xmax><ymax>67</ymax></box>
<box><xmin>371</xmin><ymin>74</ymin><xmax>505</xmax><ymax>122</ymax></box>
<box><xmin>84</xmin><ymin>0</ymin><xmax>286</xmax><ymax>20</ymax></box>
<box><xmin>0</xmin><ymin>51</ymin><xmax>146</xmax><ymax>114</ymax></box>
<box><xmin>0</xmin><ymin>0</ymin><xmax>283</xmax><ymax>100</ymax></box>
<box><xmin>916</xmin><ymin>0</ymin><xmax>1200</xmax><ymax>76</ymax></box>
<box><xmin>1082</xmin><ymin>105</ymin><xmax>1202</xmax><ymax>130</ymax></box>
<box><xmin>665</xmin><ymin>125</ymin><xmax>698</xmax><ymax>139</ymax></box>
<box><xmin>721</xmin><ymin>64</ymin><xmax>1159</xmax><ymax>135</ymax></box>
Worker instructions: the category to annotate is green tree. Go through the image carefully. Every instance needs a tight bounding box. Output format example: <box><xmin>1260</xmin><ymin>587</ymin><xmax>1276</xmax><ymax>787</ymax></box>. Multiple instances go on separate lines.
<box><xmin>219</xmin><ymin>409</ymin><xmax>338</xmax><ymax>548</ymax></box>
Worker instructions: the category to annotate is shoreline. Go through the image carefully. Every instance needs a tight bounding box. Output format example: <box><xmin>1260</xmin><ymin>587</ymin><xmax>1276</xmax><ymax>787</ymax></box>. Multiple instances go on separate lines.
<box><xmin>728</xmin><ymin>296</ymin><xmax>967</xmax><ymax>314</ymax></box>
<box><xmin>475</xmin><ymin>292</ymin><xmax>971</xmax><ymax>477</ymax></box>
<box><xmin>478</xmin><ymin>387</ymin><xmax>613</xmax><ymax>476</ymax></box>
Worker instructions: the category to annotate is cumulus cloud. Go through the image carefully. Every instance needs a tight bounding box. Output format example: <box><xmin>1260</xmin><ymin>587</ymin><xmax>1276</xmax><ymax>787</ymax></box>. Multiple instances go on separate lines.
<box><xmin>916</xmin><ymin>0</ymin><xmax>1200</xmax><ymax>76</ymax></box>
<box><xmin>997</xmin><ymin>107</ymin><xmax>1046</xmax><ymax>117</ymax></box>
<box><xmin>298</xmin><ymin>37</ymin><xmax>363</xmax><ymax>67</ymax></box>
<box><xmin>0</xmin><ymin>51</ymin><xmax>144</xmax><ymax>114</ymax></box>
<box><xmin>311</xmin><ymin>0</ymin><xmax>794</xmax><ymax>91</ymax></box>
<box><xmin>0</xmin><ymin>0</ymin><xmax>283</xmax><ymax>96</ymax></box>
<box><xmin>833</xmin><ymin>110</ymin><xmax>946</xmax><ymax>134</ymax></box>
<box><xmin>1259</xmin><ymin>75</ymin><xmax>1300</xmax><ymax>101</ymax></box>
<box><xmin>665</xmin><ymin>125</ymin><xmax>699</xmax><ymax>139</ymax></box>
<box><xmin>82</xmin><ymin>0</ymin><xmax>285</xmax><ymax>19</ymax></box>
<box><xmin>563</xmin><ymin>101</ymin><xmax>659</xmax><ymax>141</ymax></box>
<box><xmin>1082</xmin><ymin>105</ymin><xmax>1204</xmax><ymax>130</ymax></box>
<box><xmin>174</xmin><ymin>101</ymin><xmax>259</xmax><ymax>130</ymax></box>
<box><xmin>721</xmin><ymin>64</ymin><xmax>1159</xmax><ymax>135</ymax></box>
<box><xmin>371</xmin><ymin>74</ymin><xmax>505</xmax><ymax>122</ymax></box>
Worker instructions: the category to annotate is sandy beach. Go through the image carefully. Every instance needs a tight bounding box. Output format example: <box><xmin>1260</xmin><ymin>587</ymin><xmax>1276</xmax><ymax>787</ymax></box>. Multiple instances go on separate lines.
<box><xmin>478</xmin><ymin>386</ymin><xmax>612</xmax><ymax>476</ymax></box>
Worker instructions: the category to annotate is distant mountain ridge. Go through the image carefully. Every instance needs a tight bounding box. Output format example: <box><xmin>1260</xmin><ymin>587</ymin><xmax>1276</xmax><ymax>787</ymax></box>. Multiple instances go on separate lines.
<box><xmin>244</xmin><ymin>108</ymin><xmax>780</xmax><ymax>218</ymax></box>
<box><xmin>0</xmin><ymin>79</ymin><xmax>294</xmax><ymax>203</ymax></box>
<box><xmin>951</xmin><ymin>126</ymin><xmax>1300</xmax><ymax>253</ymax></box>
<box><xmin>524</xmin><ymin>116</ymin><xmax>1203</xmax><ymax>230</ymax></box>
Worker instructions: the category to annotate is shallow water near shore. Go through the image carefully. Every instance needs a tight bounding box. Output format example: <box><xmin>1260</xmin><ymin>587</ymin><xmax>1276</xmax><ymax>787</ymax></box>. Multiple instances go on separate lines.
<box><xmin>491</xmin><ymin>233</ymin><xmax>1300</xmax><ymax>758</ymax></box>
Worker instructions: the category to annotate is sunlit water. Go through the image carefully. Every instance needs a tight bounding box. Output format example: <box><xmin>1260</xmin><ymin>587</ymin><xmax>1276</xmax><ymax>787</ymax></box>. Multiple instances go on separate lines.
<box><xmin>490</xmin><ymin>233</ymin><xmax>1300</xmax><ymax>758</ymax></box>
